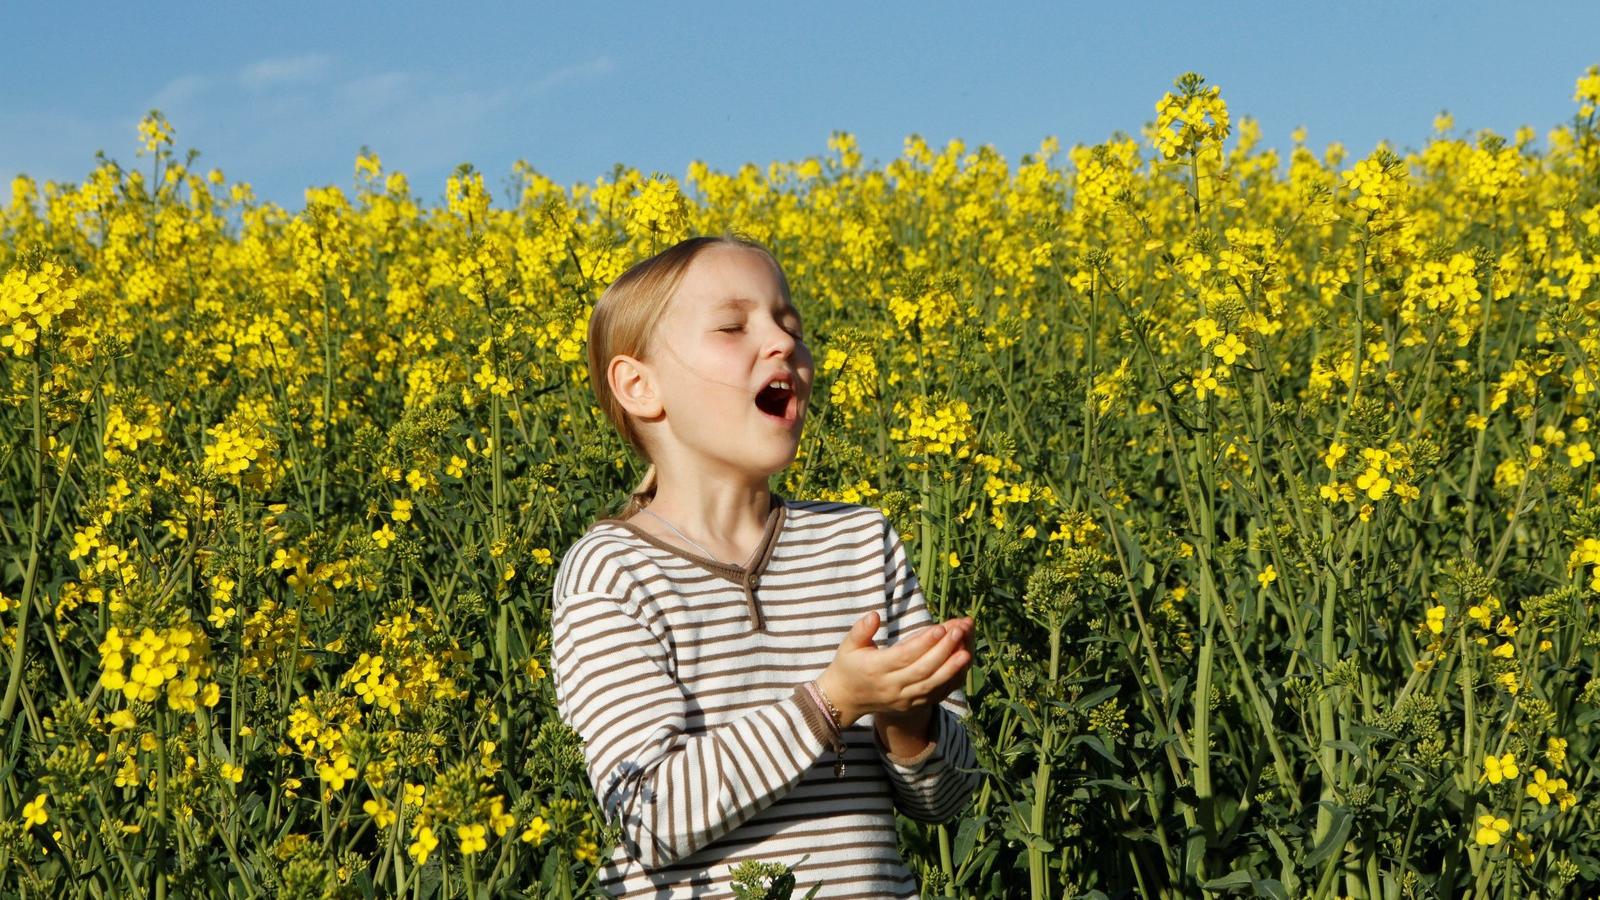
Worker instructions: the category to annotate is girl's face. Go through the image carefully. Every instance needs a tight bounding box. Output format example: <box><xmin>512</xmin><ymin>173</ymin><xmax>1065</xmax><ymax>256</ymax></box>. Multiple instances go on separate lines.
<box><xmin>642</xmin><ymin>245</ymin><xmax>814</xmax><ymax>478</ymax></box>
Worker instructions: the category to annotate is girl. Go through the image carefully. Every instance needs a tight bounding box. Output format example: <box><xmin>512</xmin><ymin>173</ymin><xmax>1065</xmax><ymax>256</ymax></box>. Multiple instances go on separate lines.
<box><xmin>551</xmin><ymin>234</ymin><xmax>981</xmax><ymax>898</ymax></box>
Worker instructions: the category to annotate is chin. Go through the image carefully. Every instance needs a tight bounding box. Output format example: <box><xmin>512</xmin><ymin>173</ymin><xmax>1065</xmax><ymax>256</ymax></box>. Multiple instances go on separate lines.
<box><xmin>754</xmin><ymin>426</ymin><xmax>803</xmax><ymax>465</ymax></box>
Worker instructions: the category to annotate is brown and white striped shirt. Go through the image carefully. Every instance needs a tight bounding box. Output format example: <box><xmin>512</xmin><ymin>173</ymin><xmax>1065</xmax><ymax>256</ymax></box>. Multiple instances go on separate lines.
<box><xmin>551</xmin><ymin>493</ymin><xmax>980</xmax><ymax>898</ymax></box>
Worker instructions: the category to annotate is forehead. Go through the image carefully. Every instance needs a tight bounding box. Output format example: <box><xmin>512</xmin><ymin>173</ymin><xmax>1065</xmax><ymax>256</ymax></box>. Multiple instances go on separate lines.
<box><xmin>672</xmin><ymin>246</ymin><xmax>797</xmax><ymax>316</ymax></box>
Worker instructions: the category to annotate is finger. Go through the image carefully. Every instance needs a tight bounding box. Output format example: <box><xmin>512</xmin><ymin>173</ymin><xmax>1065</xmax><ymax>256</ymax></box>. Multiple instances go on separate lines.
<box><xmin>900</xmin><ymin>646</ymin><xmax>971</xmax><ymax>701</ymax></box>
<box><xmin>952</xmin><ymin>619</ymin><xmax>975</xmax><ymax>655</ymax></box>
<box><xmin>939</xmin><ymin>620</ymin><xmax>974</xmax><ymax>656</ymax></box>
<box><xmin>893</xmin><ymin>627</ymin><xmax>965</xmax><ymax>684</ymax></box>
<box><xmin>890</xmin><ymin>624</ymin><xmax>946</xmax><ymax>664</ymax></box>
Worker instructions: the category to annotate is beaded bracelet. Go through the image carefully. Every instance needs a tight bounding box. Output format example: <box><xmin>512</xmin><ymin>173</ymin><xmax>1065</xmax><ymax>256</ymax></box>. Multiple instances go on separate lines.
<box><xmin>811</xmin><ymin>680</ymin><xmax>845</xmax><ymax>730</ymax></box>
<box><xmin>803</xmin><ymin>680</ymin><xmax>847</xmax><ymax>777</ymax></box>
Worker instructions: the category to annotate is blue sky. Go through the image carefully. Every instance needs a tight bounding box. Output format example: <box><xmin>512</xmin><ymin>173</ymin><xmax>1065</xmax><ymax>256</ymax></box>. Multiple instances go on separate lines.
<box><xmin>5</xmin><ymin>1</ymin><xmax>1598</xmax><ymax>213</ymax></box>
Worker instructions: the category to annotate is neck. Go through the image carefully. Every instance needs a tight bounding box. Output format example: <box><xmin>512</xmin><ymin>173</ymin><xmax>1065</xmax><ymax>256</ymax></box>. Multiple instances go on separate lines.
<box><xmin>642</xmin><ymin>476</ymin><xmax>775</xmax><ymax>546</ymax></box>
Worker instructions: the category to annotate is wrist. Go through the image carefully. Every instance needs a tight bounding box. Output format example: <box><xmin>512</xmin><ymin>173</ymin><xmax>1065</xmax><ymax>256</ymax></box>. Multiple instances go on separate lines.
<box><xmin>815</xmin><ymin>669</ymin><xmax>859</xmax><ymax>729</ymax></box>
<box><xmin>875</xmin><ymin>704</ymin><xmax>933</xmax><ymax>732</ymax></box>
<box><xmin>874</xmin><ymin>705</ymin><xmax>935</xmax><ymax>760</ymax></box>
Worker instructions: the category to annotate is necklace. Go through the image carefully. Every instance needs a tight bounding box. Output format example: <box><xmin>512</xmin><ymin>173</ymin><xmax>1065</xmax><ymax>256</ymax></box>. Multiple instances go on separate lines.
<box><xmin>638</xmin><ymin>508</ymin><xmax>729</xmax><ymax>566</ymax></box>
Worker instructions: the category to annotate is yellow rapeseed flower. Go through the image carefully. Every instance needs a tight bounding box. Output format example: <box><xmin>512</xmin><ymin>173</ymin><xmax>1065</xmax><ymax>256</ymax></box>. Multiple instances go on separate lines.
<box><xmin>489</xmin><ymin>798</ymin><xmax>516</xmax><ymax>837</ymax></box>
<box><xmin>457</xmin><ymin>823</ymin><xmax>488</xmax><ymax>855</ymax></box>
<box><xmin>364</xmin><ymin>797</ymin><xmax>397</xmax><ymax>828</ymax></box>
<box><xmin>1424</xmin><ymin>605</ymin><xmax>1447</xmax><ymax>634</ymax></box>
<box><xmin>409</xmin><ymin>824</ymin><xmax>438</xmax><ymax>864</ymax></box>
<box><xmin>520</xmin><ymin>815</ymin><xmax>552</xmax><ymax>845</ymax></box>
<box><xmin>1190</xmin><ymin>316</ymin><xmax>1222</xmax><ymax>347</ymax></box>
<box><xmin>317</xmin><ymin>754</ymin><xmax>357</xmax><ymax>791</ymax></box>
<box><xmin>1211</xmin><ymin>333</ymin><xmax>1247</xmax><ymax>365</ymax></box>
<box><xmin>524</xmin><ymin>656</ymin><xmax>547</xmax><ymax>681</ymax></box>
<box><xmin>1190</xmin><ymin>367</ymin><xmax>1226</xmax><ymax>401</ymax></box>
<box><xmin>1324</xmin><ymin>442</ymin><xmax>1348</xmax><ymax>470</ymax></box>
<box><xmin>1526</xmin><ymin>768</ymin><xmax>1566</xmax><ymax>806</ymax></box>
<box><xmin>575</xmin><ymin>834</ymin><xmax>600</xmax><ymax>865</ymax></box>
<box><xmin>372</xmin><ymin>524</ymin><xmax>397</xmax><ymax>549</ymax></box>
<box><xmin>22</xmin><ymin>793</ymin><xmax>48</xmax><ymax>828</ymax></box>
<box><xmin>1474</xmin><ymin>814</ymin><xmax>1510</xmax><ymax>846</ymax></box>
<box><xmin>1510</xmin><ymin>831</ymin><xmax>1534</xmax><ymax>866</ymax></box>
<box><xmin>1481</xmin><ymin>752</ymin><xmax>1518</xmax><ymax>784</ymax></box>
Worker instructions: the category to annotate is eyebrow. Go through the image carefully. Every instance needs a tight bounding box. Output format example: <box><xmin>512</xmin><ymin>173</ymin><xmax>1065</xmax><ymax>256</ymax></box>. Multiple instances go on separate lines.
<box><xmin>711</xmin><ymin>297</ymin><xmax>801</xmax><ymax>318</ymax></box>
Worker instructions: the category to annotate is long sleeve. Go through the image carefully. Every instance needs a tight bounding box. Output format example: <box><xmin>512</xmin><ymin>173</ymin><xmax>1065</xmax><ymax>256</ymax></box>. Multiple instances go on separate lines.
<box><xmin>871</xmin><ymin>514</ymin><xmax>983</xmax><ymax>825</ymax></box>
<box><xmin>551</xmin><ymin>585</ymin><xmax>835</xmax><ymax>871</ymax></box>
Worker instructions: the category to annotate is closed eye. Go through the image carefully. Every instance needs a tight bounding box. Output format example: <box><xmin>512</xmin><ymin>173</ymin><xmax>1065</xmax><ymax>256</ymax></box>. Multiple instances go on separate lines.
<box><xmin>719</xmin><ymin>324</ymin><xmax>806</xmax><ymax>340</ymax></box>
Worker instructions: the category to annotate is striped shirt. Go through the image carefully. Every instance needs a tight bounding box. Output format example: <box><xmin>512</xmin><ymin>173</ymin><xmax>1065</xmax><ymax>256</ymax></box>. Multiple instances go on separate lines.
<box><xmin>551</xmin><ymin>493</ymin><xmax>981</xmax><ymax>899</ymax></box>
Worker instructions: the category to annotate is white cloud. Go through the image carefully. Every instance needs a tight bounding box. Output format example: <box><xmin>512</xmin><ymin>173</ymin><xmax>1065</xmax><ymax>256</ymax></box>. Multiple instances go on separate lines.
<box><xmin>239</xmin><ymin>54</ymin><xmax>335</xmax><ymax>91</ymax></box>
<box><xmin>150</xmin><ymin>74</ymin><xmax>211</xmax><ymax>111</ymax></box>
<box><xmin>7</xmin><ymin>51</ymin><xmax>621</xmax><ymax>209</ymax></box>
<box><xmin>337</xmin><ymin>71</ymin><xmax>411</xmax><ymax>110</ymax></box>
<box><xmin>0</xmin><ymin>110</ymin><xmax>131</xmax><ymax>188</ymax></box>
<box><xmin>529</xmin><ymin>55</ymin><xmax>615</xmax><ymax>94</ymax></box>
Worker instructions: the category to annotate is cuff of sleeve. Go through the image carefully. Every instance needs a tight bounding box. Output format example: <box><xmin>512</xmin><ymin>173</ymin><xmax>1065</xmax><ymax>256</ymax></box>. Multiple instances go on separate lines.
<box><xmin>873</xmin><ymin>707</ymin><xmax>942</xmax><ymax>768</ymax></box>
<box><xmin>790</xmin><ymin>684</ymin><xmax>840</xmax><ymax>753</ymax></box>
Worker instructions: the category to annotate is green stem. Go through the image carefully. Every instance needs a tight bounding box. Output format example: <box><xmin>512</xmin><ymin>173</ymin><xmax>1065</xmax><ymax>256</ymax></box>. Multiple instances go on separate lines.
<box><xmin>1027</xmin><ymin>623</ymin><xmax>1060</xmax><ymax>899</ymax></box>
<box><xmin>1</xmin><ymin>350</ymin><xmax>46</xmax><ymax>722</ymax></box>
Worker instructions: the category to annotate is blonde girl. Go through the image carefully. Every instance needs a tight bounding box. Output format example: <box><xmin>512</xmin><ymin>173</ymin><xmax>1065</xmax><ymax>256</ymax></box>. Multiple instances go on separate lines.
<box><xmin>550</xmin><ymin>233</ymin><xmax>981</xmax><ymax>898</ymax></box>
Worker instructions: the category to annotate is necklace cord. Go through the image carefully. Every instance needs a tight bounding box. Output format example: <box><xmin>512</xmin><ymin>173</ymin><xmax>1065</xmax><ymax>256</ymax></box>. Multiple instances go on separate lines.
<box><xmin>638</xmin><ymin>508</ymin><xmax>728</xmax><ymax>566</ymax></box>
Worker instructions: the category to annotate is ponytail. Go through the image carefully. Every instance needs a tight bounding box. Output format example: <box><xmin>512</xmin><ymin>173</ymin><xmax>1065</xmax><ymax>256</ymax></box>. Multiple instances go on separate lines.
<box><xmin>616</xmin><ymin>462</ymin><xmax>657</xmax><ymax>519</ymax></box>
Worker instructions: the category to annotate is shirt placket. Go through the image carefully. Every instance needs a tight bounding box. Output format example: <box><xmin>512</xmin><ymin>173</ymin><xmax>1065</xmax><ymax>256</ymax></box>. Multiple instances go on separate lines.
<box><xmin>742</xmin><ymin>570</ymin><xmax>763</xmax><ymax>631</ymax></box>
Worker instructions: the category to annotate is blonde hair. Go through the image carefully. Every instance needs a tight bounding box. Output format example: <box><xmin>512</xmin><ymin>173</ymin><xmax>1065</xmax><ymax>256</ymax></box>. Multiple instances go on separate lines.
<box><xmin>586</xmin><ymin>233</ymin><xmax>794</xmax><ymax>522</ymax></box>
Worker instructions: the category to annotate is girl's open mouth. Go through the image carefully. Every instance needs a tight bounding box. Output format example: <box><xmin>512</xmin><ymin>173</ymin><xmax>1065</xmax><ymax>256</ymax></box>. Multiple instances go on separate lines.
<box><xmin>755</xmin><ymin>382</ymin><xmax>798</xmax><ymax>424</ymax></box>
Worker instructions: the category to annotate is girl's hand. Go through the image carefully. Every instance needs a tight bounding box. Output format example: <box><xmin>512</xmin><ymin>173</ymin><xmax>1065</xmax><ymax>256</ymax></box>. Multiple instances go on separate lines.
<box><xmin>879</xmin><ymin>617</ymin><xmax>975</xmax><ymax>722</ymax></box>
<box><xmin>923</xmin><ymin>616</ymin><xmax>975</xmax><ymax>707</ymax></box>
<box><xmin>817</xmin><ymin>612</ymin><xmax>975</xmax><ymax>728</ymax></box>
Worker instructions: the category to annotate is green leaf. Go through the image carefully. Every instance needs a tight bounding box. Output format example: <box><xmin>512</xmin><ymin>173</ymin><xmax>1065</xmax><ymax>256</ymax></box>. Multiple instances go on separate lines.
<box><xmin>953</xmin><ymin>814</ymin><xmax>983</xmax><ymax>862</ymax></box>
<box><xmin>1075</xmin><ymin>683</ymin><xmax>1122</xmax><ymax>711</ymax></box>
<box><xmin>1253</xmin><ymin>878</ymin><xmax>1289</xmax><ymax>900</ymax></box>
<box><xmin>1121</xmin><ymin>518</ymin><xmax>1145</xmax><ymax>575</ymax></box>
<box><xmin>1303</xmin><ymin>807</ymin><xmax>1353</xmax><ymax>868</ymax></box>
<box><xmin>1071</xmin><ymin>733</ymin><xmax>1121</xmax><ymax>766</ymax></box>
<box><xmin>1201</xmin><ymin>870</ymin><xmax>1254</xmax><ymax>892</ymax></box>
<box><xmin>1001</xmin><ymin>822</ymin><xmax>1055</xmax><ymax>853</ymax></box>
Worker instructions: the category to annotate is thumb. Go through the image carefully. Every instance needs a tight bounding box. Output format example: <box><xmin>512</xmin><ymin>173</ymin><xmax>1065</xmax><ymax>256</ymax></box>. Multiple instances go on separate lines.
<box><xmin>841</xmin><ymin>611</ymin><xmax>879</xmax><ymax>649</ymax></box>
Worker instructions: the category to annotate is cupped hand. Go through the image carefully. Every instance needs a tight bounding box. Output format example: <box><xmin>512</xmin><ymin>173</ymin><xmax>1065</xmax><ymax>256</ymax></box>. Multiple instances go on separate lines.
<box><xmin>816</xmin><ymin>612</ymin><xmax>977</xmax><ymax>727</ymax></box>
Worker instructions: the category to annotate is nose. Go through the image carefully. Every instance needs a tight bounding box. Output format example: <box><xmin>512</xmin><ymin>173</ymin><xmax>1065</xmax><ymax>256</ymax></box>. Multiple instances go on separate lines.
<box><xmin>765</xmin><ymin>323</ymin><xmax>799</xmax><ymax>357</ymax></box>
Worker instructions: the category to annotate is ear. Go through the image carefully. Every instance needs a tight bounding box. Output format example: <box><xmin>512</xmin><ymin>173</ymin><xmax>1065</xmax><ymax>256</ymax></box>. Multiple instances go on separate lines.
<box><xmin>609</xmin><ymin>354</ymin><xmax>663</xmax><ymax>419</ymax></box>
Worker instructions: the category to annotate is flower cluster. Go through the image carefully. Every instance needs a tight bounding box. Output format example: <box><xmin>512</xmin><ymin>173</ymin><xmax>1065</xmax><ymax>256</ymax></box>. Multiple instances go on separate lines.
<box><xmin>338</xmin><ymin>605</ymin><xmax>470</xmax><ymax>717</ymax></box>
<box><xmin>1401</xmin><ymin>251</ymin><xmax>1483</xmax><ymax>348</ymax></box>
<box><xmin>1</xmin><ymin>258</ymin><xmax>83</xmax><ymax>357</ymax></box>
<box><xmin>1319</xmin><ymin>440</ymin><xmax>1423</xmax><ymax>518</ymax></box>
<box><xmin>890</xmin><ymin>395</ymin><xmax>976</xmax><ymax>466</ymax></box>
<box><xmin>624</xmin><ymin>177</ymin><xmax>690</xmax><ymax>246</ymax></box>
<box><xmin>98</xmin><ymin>619</ymin><xmax>218</xmax><ymax>711</ymax></box>
<box><xmin>201</xmin><ymin>420</ymin><xmax>276</xmax><ymax>485</ymax></box>
<box><xmin>1339</xmin><ymin>149</ymin><xmax>1410</xmax><ymax>221</ymax></box>
<box><xmin>1151</xmin><ymin>73</ymin><xmax>1231</xmax><ymax>160</ymax></box>
<box><xmin>820</xmin><ymin>344</ymin><xmax>881</xmax><ymax>422</ymax></box>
